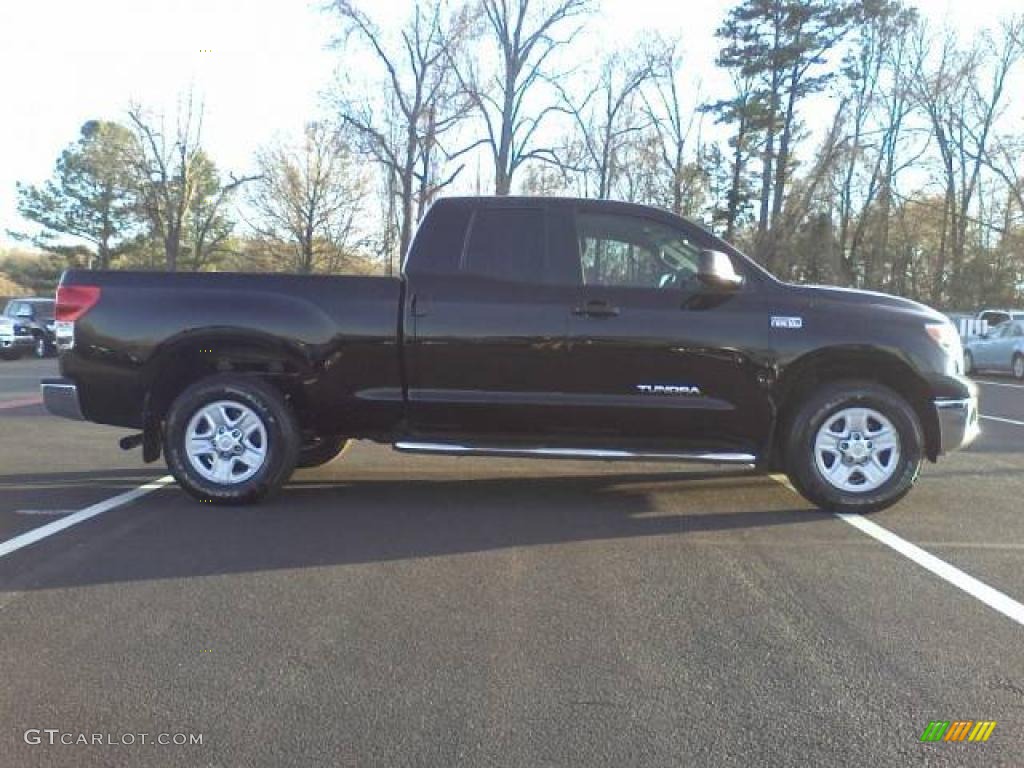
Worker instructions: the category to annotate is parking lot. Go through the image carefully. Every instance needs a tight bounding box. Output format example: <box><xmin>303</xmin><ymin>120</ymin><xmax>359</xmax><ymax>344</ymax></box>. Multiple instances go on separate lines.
<box><xmin>1</xmin><ymin>356</ymin><xmax>1022</xmax><ymax>766</ymax></box>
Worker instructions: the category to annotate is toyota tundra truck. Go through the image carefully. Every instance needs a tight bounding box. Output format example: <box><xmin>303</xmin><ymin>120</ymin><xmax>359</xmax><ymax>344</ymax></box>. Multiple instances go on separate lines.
<box><xmin>41</xmin><ymin>197</ymin><xmax>979</xmax><ymax>511</ymax></box>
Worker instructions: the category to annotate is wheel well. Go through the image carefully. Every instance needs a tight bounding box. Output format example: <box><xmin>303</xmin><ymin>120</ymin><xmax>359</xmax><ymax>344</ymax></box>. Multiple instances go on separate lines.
<box><xmin>141</xmin><ymin>339</ymin><xmax>313</xmax><ymax>458</ymax></box>
<box><xmin>772</xmin><ymin>349</ymin><xmax>940</xmax><ymax>465</ymax></box>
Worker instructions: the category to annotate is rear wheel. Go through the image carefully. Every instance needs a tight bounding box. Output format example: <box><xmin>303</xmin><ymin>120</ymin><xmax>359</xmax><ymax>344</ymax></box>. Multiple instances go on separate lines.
<box><xmin>163</xmin><ymin>375</ymin><xmax>300</xmax><ymax>505</ymax></box>
<box><xmin>297</xmin><ymin>436</ymin><xmax>350</xmax><ymax>468</ymax></box>
<box><xmin>33</xmin><ymin>335</ymin><xmax>49</xmax><ymax>358</ymax></box>
<box><xmin>784</xmin><ymin>381</ymin><xmax>923</xmax><ymax>514</ymax></box>
<box><xmin>1013</xmin><ymin>354</ymin><xmax>1024</xmax><ymax>381</ymax></box>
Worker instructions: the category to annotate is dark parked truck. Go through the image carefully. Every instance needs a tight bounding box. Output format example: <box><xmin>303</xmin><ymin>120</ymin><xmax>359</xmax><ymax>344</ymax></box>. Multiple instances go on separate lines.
<box><xmin>42</xmin><ymin>197</ymin><xmax>979</xmax><ymax>511</ymax></box>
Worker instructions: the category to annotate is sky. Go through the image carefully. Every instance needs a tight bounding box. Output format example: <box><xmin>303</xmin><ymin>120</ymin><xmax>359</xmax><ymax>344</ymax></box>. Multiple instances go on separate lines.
<box><xmin>0</xmin><ymin>0</ymin><xmax>1021</xmax><ymax>248</ymax></box>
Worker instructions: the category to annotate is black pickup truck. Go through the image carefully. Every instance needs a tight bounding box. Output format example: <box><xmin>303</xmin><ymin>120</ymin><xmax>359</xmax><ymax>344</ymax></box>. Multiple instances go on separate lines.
<box><xmin>42</xmin><ymin>197</ymin><xmax>978</xmax><ymax>511</ymax></box>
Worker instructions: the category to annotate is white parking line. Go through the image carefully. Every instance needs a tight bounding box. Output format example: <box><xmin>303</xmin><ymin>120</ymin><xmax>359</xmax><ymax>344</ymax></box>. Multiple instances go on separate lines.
<box><xmin>771</xmin><ymin>475</ymin><xmax>1024</xmax><ymax>627</ymax></box>
<box><xmin>0</xmin><ymin>396</ymin><xmax>43</xmax><ymax>411</ymax></box>
<box><xmin>0</xmin><ymin>476</ymin><xmax>174</xmax><ymax>559</ymax></box>
<box><xmin>975</xmin><ymin>379</ymin><xmax>1024</xmax><ymax>390</ymax></box>
<box><xmin>981</xmin><ymin>414</ymin><xmax>1024</xmax><ymax>427</ymax></box>
<box><xmin>836</xmin><ymin>514</ymin><xmax>1024</xmax><ymax>626</ymax></box>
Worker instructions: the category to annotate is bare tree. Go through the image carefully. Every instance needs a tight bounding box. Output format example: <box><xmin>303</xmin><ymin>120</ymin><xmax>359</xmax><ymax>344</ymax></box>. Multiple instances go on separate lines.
<box><xmin>248</xmin><ymin>123</ymin><xmax>367</xmax><ymax>274</ymax></box>
<box><xmin>911</xmin><ymin>17</ymin><xmax>1023</xmax><ymax>303</ymax></box>
<box><xmin>979</xmin><ymin>17</ymin><xmax>1024</xmax><ymax>217</ymax></box>
<box><xmin>831</xmin><ymin>1</ymin><xmax>917</xmax><ymax>287</ymax></box>
<box><xmin>984</xmin><ymin>135</ymin><xmax>1024</xmax><ymax>216</ymax></box>
<box><xmin>128</xmin><ymin>94</ymin><xmax>252</xmax><ymax>272</ymax></box>
<box><xmin>642</xmin><ymin>39</ymin><xmax>710</xmax><ymax>218</ymax></box>
<box><xmin>457</xmin><ymin>0</ymin><xmax>593</xmax><ymax>195</ymax></box>
<box><xmin>330</xmin><ymin>0</ymin><xmax>470</xmax><ymax>265</ymax></box>
<box><xmin>552</xmin><ymin>47</ymin><xmax>652</xmax><ymax>199</ymax></box>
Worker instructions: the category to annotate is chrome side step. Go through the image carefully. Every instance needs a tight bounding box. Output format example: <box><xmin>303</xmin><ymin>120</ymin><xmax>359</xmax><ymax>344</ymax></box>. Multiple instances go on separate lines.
<box><xmin>393</xmin><ymin>441</ymin><xmax>756</xmax><ymax>464</ymax></box>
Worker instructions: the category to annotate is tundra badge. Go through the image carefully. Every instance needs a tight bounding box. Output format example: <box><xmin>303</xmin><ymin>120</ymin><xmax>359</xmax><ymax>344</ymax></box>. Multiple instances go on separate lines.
<box><xmin>636</xmin><ymin>384</ymin><xmax>703</xmax><ymax>397</ymax></box>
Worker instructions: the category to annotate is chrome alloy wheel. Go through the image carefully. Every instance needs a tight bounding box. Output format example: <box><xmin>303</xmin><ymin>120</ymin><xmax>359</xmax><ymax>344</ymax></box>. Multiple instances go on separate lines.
<box><xmin>184</xmin><ymin>400</ymin><xmax>268</xmax><ymax>485</ymax></box>
<box><xmin>813</xmin><ymin>407</ymin><xmax>901</xmax><ymax>493</ymax></box>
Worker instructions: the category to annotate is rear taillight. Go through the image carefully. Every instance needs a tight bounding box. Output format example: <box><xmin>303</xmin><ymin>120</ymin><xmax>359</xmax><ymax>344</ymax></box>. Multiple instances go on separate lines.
<box><xmin>55</xmin><ymin>285</ymin><xmax>101</xmax><ymax>322</ymax></box>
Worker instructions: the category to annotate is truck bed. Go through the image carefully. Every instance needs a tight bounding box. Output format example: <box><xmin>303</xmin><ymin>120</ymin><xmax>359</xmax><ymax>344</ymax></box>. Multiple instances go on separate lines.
<box><xmin>58</xmin><ymin>269</ymin><xmax>405</xmax><ymax>435</ymax></box>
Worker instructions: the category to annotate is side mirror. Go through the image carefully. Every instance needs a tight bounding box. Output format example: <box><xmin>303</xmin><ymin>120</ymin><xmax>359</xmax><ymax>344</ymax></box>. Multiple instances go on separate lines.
<box><xmin>697</xmin><ymin>250</ymin><xmax>744</xmax><ymax>291</ymax></box>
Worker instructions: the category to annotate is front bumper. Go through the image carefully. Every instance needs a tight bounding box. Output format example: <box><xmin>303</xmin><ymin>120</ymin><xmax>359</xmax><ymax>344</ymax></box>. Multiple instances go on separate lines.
<box><xmin>935</xmin><ymin>394</ymin><xmax>980</xmax><ymax>454</ymax></box>
<box><xmin>0</xmin><ymin>333</ymin><xmax>33</xmax><ymax>350</ymax></box>
<box><xmin>41</xmin><ymin>378</ymin><xmax>85</xmax><ymax>421</ymax></box>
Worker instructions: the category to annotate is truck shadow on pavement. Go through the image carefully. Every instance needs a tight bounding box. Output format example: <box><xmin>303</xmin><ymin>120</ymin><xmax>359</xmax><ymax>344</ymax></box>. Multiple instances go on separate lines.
<box><xmin>0</xmin><ymin>468</ymin><xmax>829</xmax><ymax>590</ymax></box>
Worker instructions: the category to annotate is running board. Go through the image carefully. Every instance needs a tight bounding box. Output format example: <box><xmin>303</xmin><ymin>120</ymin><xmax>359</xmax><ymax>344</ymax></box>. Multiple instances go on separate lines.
<box><xmin>393</xmin><ymin>441</ymin><xmax>757</xmax><ymax>464</ymax></box>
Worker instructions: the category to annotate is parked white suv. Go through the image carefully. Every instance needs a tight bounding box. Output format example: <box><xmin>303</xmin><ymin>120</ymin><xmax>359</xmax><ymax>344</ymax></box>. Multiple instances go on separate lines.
<box><xmin>1</xmin><ymin>298</ymin><xmax>56</xmax><ymax>359</ymax></box>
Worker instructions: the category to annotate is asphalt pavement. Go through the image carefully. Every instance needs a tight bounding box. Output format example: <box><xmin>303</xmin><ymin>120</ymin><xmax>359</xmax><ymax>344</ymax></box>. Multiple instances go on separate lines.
<box><xmin>0</xmin><ymin>357</ymin><xmax>1022</xmax><ymax>767</ymax></box>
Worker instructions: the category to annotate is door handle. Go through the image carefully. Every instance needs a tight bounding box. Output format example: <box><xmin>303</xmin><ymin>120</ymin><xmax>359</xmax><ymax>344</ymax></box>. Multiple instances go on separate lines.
<box><xmin>411</xmin><ymin>294</ymin><xmax>431</xmax><ymax>318</ymax></box>
<box><xmin>572</xmin><ymin>300</ymin><xmax>620</xmax><ymax>318</ymax></box>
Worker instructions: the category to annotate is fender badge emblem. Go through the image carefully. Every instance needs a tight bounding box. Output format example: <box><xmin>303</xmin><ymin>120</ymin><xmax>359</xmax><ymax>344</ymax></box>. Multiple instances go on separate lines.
<box><xmin>771</xmin><ymin>316</ymin><xmax>804</xmax><ymax>329</ymax></box>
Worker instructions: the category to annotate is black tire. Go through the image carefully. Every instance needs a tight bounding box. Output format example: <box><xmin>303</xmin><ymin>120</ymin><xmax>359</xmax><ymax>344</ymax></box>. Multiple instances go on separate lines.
<box><xmin>163</xmin><ymin>374</ymin><xmax>300</xmax><ymax>505</ymax></box>
<box><xmin>33</xmin><ymin>335</ymin><xmax>49</xmax><ymax>358</ymax></box>
<box><xmin>784</xmin><ymin>381</ymin><xmax>924</xmax><ymax>514</ymax></box>
<box><xmin>1013</xmin><ymin>354</ymin><xmax>1024</xmax><ymax>381</ymax></box>
<box><xmin>964</xmin><ymin>350</ymin><xmax>975</xmax><ymax>375</ymax></box>
<box><xmin>297</xmin><ymin>436</ymin><xmax>350</xmax><ymax>468</ymax></box>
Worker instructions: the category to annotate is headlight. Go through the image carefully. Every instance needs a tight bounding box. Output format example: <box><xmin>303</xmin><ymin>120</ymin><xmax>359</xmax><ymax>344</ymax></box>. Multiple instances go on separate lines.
<box><xmin>926</xmin><ymin>322</ymin><xmax>964</xmax><ymax>373</ymax></box>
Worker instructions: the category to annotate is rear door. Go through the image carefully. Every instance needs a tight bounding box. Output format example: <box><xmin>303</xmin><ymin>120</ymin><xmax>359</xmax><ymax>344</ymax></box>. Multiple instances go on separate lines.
<box><xmin>559</xmin><ymin>206</ymin><xmax>772</xmax><ymax>454</ymax></box>
<box><xmin>404</xmin><ymin>203</ymin><xmax>577</xmax><ymax>437</ymax></box>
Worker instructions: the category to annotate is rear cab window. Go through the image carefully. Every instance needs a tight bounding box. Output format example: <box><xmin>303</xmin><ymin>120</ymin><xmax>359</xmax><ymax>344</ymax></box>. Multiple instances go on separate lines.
<box><xmin>405</xmin><ymin>203</ymin><xmax>472</xmax><ymax>276</ymax></box>
<box><xmin>406</xmin><ymin>201</ymin><xmax>555</xmax><ymax>284</ymax></box>
<box><xmin>462</xmin><ymin>208</ymin><xmax>545</xmax><ymax>282</ymax></box>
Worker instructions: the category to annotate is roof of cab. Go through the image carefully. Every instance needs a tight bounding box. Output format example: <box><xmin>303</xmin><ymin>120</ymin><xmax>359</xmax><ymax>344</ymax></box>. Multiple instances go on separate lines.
<box><xmin>431</xmin><ymin>195</ymin><xmax>679</xmax><ymax>219</ymax></box>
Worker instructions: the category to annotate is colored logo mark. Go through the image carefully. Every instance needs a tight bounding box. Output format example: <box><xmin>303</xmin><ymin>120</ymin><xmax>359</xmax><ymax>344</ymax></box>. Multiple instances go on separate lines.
<box><xmin>920</xmin><ymin>720</ymin><xmax>996</xmax><ymax>742</ymax></box>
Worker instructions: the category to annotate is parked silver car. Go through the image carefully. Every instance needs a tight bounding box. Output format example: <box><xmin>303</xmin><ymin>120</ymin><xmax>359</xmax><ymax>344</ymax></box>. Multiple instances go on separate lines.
<box><xmin>965</xmin><ymin>318</ymin><xmax>1024</xmax><ymax>379</ymax></box>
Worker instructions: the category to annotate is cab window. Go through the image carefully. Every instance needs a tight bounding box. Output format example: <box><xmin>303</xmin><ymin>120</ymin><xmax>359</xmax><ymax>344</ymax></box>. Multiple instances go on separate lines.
<box><xmin>574</xmin><ymin>212</ymin><xmax>701</xmax><ymax>290</ymax></box>
<box><xmin>463</xmin><ymin>208</ymin><xmax>545</xmax><ymax>282</ymax></box>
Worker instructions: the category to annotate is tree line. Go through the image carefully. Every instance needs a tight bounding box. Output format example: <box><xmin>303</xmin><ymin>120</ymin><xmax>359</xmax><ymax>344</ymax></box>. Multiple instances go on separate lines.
<box><xmin>6</xmin><ymin>0</ymin><xmax>1024</xmax><ymax>310</ymax></box>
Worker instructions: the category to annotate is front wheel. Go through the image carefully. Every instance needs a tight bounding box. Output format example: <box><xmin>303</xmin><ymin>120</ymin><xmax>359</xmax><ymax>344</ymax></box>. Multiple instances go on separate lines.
<box><xmin>1013</xmin><ymin>354</ymin><xmax>1024</xmax><ymax>381</ymax></box>
<box><xmin>964</xmin><ymin>350</ymin><xmax>975</xmax><ymax>375</ymax></box>
<box><xmin>34</xmin><ymin>335</ymin><xmax>49</xmax><ymax>358</ymax></box>
<box><xmin>163</xmin><ymin>375</ymin><xmax>300</xmax><ymax>505</ymax></box>
<box><xmin>784</xmin><ymin>381</ymin><xmax>923</xmax><ymax>514</ymax></box>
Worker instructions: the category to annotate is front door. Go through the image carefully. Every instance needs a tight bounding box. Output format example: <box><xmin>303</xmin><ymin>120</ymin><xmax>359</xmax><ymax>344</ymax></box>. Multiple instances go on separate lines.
<box><xmin>560</xmin><ymin>207</ymin><xmax>773</xmax><ymax>455</ymax></box>
<box><xmin>975</xmin><ymin>323</ymin><xmax>1009</xmax><ymax>369</ymax></box>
